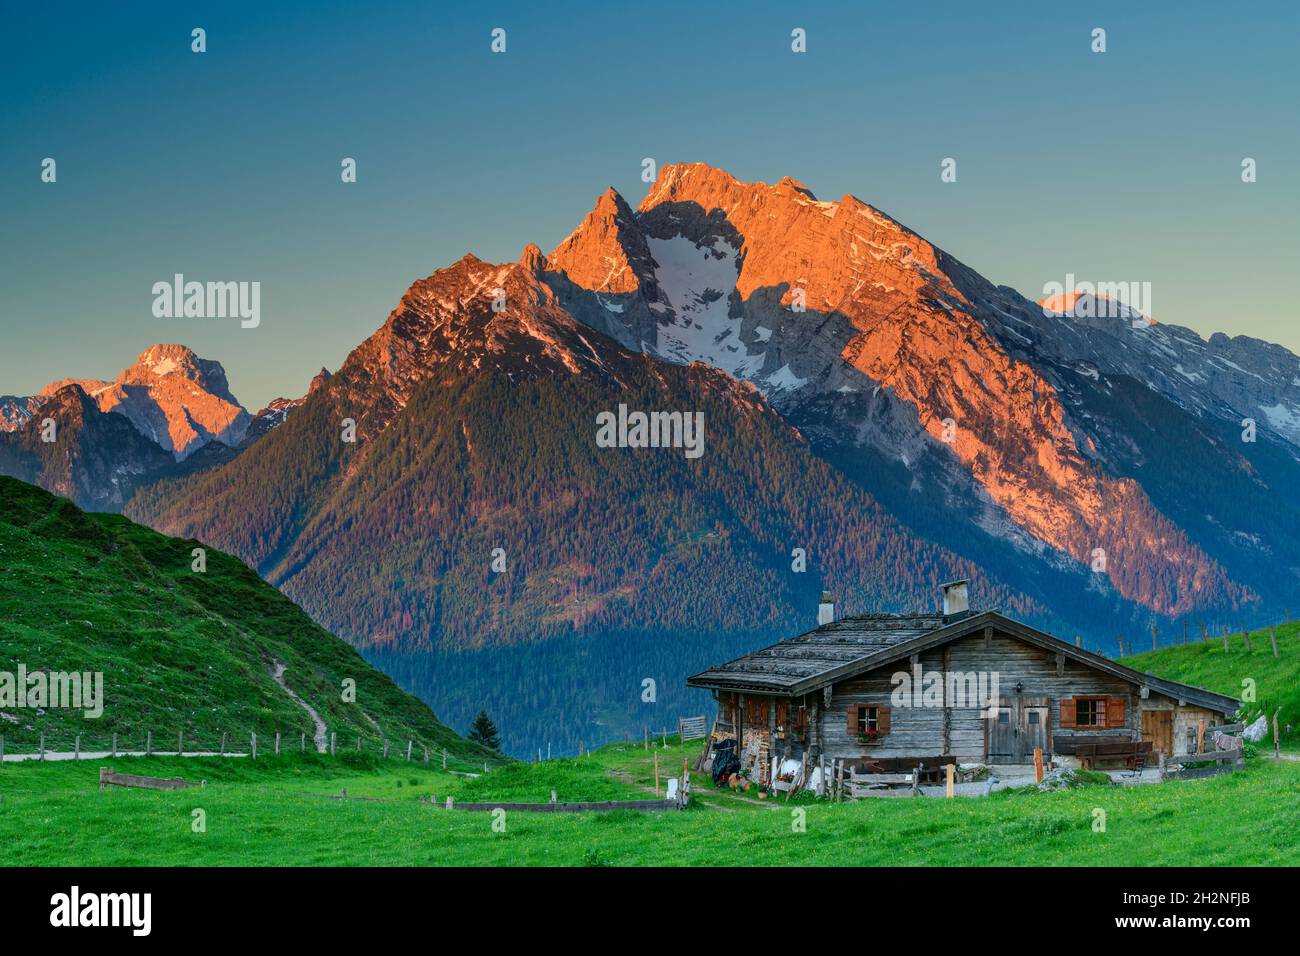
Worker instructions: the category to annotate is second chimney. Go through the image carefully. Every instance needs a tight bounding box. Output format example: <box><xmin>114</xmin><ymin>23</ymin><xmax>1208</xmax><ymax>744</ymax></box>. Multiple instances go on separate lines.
<box><xmin>817</xmin><ymin>591</ymin><xmax>835</xmax><ymax>625</ymax></box>
<box><xmin>941</xmin><ymin>579</ymin><xmax>969</xmax><ymax>619</ymax></box>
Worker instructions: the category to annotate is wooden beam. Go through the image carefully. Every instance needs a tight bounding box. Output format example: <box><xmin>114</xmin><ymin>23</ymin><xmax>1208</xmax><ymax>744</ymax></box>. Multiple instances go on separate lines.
<box><xmin>942</xmin><ymin>646</ymin><xmax>952</xmax><ymax>755</ymax></box>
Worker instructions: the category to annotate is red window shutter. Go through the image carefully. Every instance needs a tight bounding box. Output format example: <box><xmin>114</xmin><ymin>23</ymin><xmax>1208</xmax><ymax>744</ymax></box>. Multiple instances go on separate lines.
<box><xmin>877</xmin><ymin>705</ymin><xmax>891</xmax><ymax>735</ymax></box>
<box><xmin>846</xmin><ymin>706</ymin><xmax>860</xmax><ymax>734</ymax></box>
<box><xmin>1059</xmin><ymin>698</ymin><xmax>1077</xmax><ymax>729</ymax></box>
<box><xmin>1107</xmin><ymin>696</ymin><xmax>1126</xmax><ymax>728</ymax></box>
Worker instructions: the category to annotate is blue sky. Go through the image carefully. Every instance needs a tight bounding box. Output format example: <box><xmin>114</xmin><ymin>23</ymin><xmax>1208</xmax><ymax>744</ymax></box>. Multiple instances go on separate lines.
<box><xmin>2</xmin><ymin>0</ymin><xmax>1297</xmax><ymax>408</ymax></box>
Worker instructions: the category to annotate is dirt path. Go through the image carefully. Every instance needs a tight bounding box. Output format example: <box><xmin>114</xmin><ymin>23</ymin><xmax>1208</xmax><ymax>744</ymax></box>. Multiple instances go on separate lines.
<box><xmin>270</xmin><ymin>660</ymin><xmax>328</xmax><ymax>752</ymax></box>
<box><xmin>604</xmin><ymin>767</ymin><xmax>776</xmax><ymax>812</ymax></box>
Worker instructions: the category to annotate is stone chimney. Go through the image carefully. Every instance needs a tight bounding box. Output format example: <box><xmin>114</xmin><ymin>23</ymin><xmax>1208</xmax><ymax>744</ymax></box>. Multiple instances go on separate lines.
<box><xmin>941</xmin><ymin>580</ymin><xmax>969</xmax><ymax>619</ymax></box>
<box><xmin>817</xmin><ymin>591</ymin><xmax>835</xmax><ymax>626</ymax></box>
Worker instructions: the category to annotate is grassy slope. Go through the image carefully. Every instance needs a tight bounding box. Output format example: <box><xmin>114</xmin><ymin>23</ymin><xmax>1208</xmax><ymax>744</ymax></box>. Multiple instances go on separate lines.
<box><xmin>0</xmin><ymin>737</ymin><xmax>1295</xmax><ymax>866</ymax></box>
<box><xmin>1125</xmin><ymin>621</ymin><xmax>1299</xmax><ymax>749</ymax></box>
<box><xmin>0</xmin><ymin>476</ymin><xmax>495</xmax><ymax>765</ymax></box>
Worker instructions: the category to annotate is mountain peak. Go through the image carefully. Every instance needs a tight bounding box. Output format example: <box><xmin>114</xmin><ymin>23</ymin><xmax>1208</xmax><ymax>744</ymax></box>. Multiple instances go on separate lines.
<box><xmin>548</xmin><ymin>183</ymin><xmax>652</xmax><ymax>296</ymax></box>
<box><xmin>132</xmin><ymin>342</ymin><xmax>200</xmax><ymax>375</ymax></box>
<box><xmin>519</xmin><ymin>242</ymin><xmax>546</xmax><ymax>274</ymax></box>
<box><xmin>28</xmin><ymin>344</ymin><xmax>249</xmax><ymax>460</ymax></box>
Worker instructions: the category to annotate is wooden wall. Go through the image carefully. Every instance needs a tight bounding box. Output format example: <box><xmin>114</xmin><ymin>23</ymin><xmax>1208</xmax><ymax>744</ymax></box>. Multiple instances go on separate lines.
<box><xmin>819</xmin><ymin>629</ymin><xmax>1139</xmax><ymax>762</ymax></box>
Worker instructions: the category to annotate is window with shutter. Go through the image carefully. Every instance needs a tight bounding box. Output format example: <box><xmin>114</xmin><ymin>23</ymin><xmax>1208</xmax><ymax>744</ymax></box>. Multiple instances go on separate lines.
<box><xmin>847</xmin><ymin>704</ymin><xmax>888</xmax><ymax>743</ymax></box>
<box><xmin>1070</xmin><ymin>696</ymin><xmax>1107</xmax><ymax>728</ymax></box>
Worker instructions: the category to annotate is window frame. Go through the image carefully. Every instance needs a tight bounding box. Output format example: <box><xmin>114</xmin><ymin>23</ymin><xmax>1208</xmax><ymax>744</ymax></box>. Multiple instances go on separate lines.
<box><xmin>857</xmin><ymin>706</ymin><xmax>880</xmax><ymax>735</ymax></box>
<box><xmin>1074</xmin><ymin>696</ymin><xmax>1106</xmax><ymax>728</ymax></box>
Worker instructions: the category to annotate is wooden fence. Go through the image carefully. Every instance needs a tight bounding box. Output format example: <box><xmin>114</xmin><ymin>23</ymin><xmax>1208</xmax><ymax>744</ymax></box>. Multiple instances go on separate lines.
<box><xmin>0</xmin><ymin>731</ymin><xmax>492</xmax><ymax>774</ymax></box>
<box><xmin>678</xmin><ymin>715</ymin><xmax>708</xmax><ymax>741</ymax></box>
<box><xmin>1163</xmin><ymin>750</ymin><xmax>1246</xmax><ymax>781</ymax></box>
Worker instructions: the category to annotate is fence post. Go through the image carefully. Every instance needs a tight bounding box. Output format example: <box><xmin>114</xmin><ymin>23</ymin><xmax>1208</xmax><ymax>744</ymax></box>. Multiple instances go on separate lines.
<box><xmin>178</xmin><ymin>731</ymin><xmax>183</xmax><ymax>756</ymax></box>
<box><xmin>1</xmin><ymin>734</ymin><xmax>4</xmax><ymax>763</ymax></box>
<box><xmin>220</xmin><ymin>732</ymin><xmax>227</xmax><ymax>756</ymax></box>
<box><xmin>251</xmin><ymin>733</ymin><xmax>257</xmax><ymax>760</ymax></box>
<box><xmin>423</xmin><ymin>745</ymin><xmax>429</xmax><ymax>763</ymax></box>
<box><xmin>442</xmin><ymin>749</ymin><xmax>447</xmax><ymax>769</ymax></box>
<box><xmin>356</xmin><ymin>736</ymin><xmax>361</xmax><ymax>752</ymax></box>
<box><xmin>275</xmin><ymin>732</ymin><xmax>281</xmax><ymax>755</ymax></box>
<box><xmin>1271</xmin><ymin>626</ymin><xmax>1279</xmax><ymax>658</ymax></box>
<box><xmin>301</xmin><ymin>733</ymin><xmax>305</xmax><ymax>754</ymax></box>
<box><xmin>406</xmin><ymin>740</ymin><xmax>412</xmax><ymax>761</ymax></box>
<box><xmin>112</xmin><ymin>732</ymin><xmax>117</xmax><ymax>757</ymax></box>
<box><xmin>383</xmin><ymin>739</ymin><xmax>390</xmax><ymax>759</ymax></box>
<box><xmin>39</xmin><ymin>735</ymin><xmax>45</xmax><ymax>761</ymax></box>
<box><xmin>75</xmin><ymin>734</ymin><xmax>81</xmax><ymax>759</ymax></box>
<box><xmin>146</xmin><ymin>731</ymin><xmax>152</xmax><ymax>756</ymax></box>
<box><xmin>330</xmin><ymin>732</ymin><xmax>336</xmax><ymax>756</ymax></box>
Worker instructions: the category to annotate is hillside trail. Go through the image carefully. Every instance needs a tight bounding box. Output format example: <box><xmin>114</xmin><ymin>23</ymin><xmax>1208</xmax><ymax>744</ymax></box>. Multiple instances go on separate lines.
<box><xmin>270</xmin><ymin>660</ymin><xmax>328</xmax><ymax>752</ymax></box>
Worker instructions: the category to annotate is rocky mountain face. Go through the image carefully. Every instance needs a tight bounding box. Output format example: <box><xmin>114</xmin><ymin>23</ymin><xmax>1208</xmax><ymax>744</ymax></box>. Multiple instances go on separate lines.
<box><xmin>541</xmin><ymin>163</ymin><xmax>1293</xmax><ymax>619</ymax></box>
<box><xmin>0</xmin><ymin>383</ymin><xmax>175</xmax><ymax>511</ymax></box>
<box><xmin>0</xmin><ymin>344</ymin><xmax>299</xmax><ymax>510</ymax></box>
<box><xmin>32</xmin><ymin>344</ymin><xmax>250</xmax><ymax>459</ymax></box>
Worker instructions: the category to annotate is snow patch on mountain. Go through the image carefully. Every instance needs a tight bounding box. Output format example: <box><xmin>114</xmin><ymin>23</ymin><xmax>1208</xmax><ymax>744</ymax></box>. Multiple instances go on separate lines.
<box><xmin>646</xmin><ymin>235</ymin><xmax>762</xmax><ymax>379</ymax></box>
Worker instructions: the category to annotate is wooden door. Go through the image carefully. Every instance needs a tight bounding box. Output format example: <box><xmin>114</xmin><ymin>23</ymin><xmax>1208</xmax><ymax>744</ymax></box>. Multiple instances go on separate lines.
<box><xmin>1142</xmin><ymin>710</ymin><xmax>1173</xmax><ymax>755</ymax></box>
<box><xmin>988</xmin><ymin>705</ymin><xmax>1016</xmax><ymax>764</ymax></box>
<box><xmin>1021</xmin><ymin>705</ymin><xmax>1048</xmax><ymax>760</ymax></box>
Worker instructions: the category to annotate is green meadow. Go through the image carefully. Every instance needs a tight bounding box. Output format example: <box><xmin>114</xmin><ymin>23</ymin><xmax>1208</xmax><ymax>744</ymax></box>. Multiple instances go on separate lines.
<box><xmin>1</xmin><ymin>736</ymin><xmax>1295</xmax><ymax>867</ymax></box>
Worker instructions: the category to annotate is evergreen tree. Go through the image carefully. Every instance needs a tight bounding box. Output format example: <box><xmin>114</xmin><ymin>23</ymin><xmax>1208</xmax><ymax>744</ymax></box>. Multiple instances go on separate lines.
<box><xmin>468</xmin><ymin>709</ymin><xmax>501</xmax><ymax>752</ymax></box>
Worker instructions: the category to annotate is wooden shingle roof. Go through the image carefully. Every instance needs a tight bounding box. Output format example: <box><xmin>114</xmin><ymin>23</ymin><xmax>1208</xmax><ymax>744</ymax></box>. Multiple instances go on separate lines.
<box><xmin>686</xmin><ymin>610</ymin><xmax>1240</xmax><ymax>716</ymax></box>
<box><xmin>685</xmin><ymin>612</ymin><xmax>947</xmax><ymax>695</ymax></box>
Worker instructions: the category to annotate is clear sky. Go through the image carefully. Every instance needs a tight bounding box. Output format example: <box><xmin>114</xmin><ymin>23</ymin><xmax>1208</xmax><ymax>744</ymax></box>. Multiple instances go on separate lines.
<box><xmin>2</xmin><ymin>0</ymin><xmax>1297</xmax><ymax>409</ymax></box>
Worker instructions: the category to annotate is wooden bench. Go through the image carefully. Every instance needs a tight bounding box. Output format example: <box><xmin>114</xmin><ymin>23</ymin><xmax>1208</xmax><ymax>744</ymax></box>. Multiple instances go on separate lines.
<box><xmin>1057</xmin><ymin>739</ymin><xmax>1152</xmax><ymax>770</ymax></box>
<box><xmin>851</xmin><ymin>756</ymin><xmax>959</xmax><ymax>785</ymax></box>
